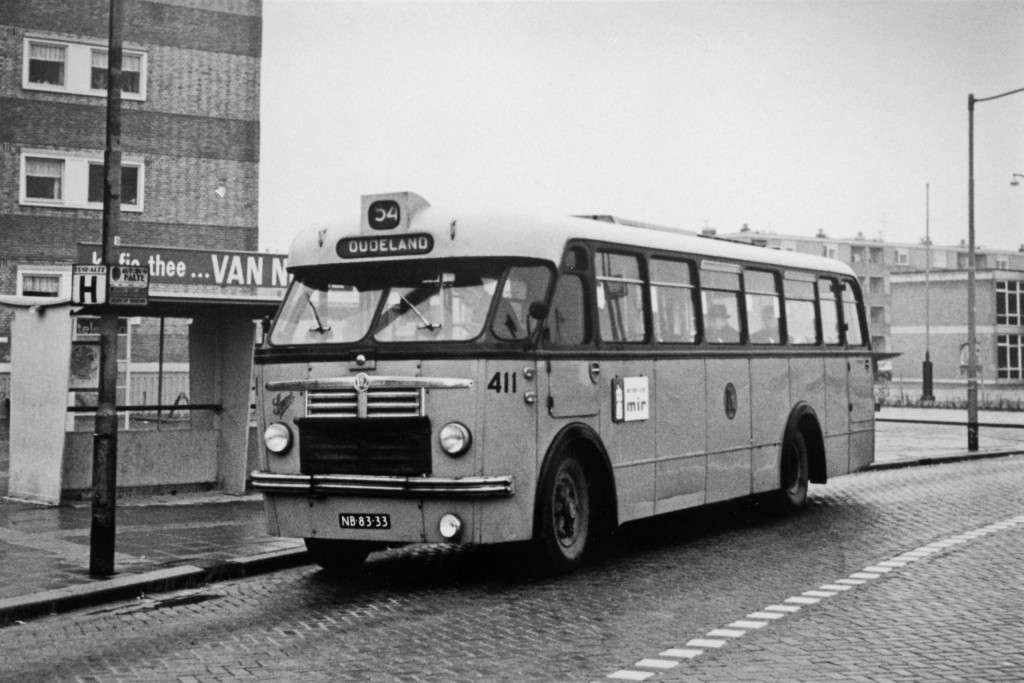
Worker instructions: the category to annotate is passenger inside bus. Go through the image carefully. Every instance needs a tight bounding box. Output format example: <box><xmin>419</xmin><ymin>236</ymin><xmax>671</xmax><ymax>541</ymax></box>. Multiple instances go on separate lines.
<box><xmin>704</xmin><ymin>302</ymin><xmax>740</xmax><ymax>343</ymax></box>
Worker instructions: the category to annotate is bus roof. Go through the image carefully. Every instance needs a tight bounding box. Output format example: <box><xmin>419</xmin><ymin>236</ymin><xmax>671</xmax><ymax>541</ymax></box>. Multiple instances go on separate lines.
<box><xmin>287</xmin><ymin>192</ymin><xmax>856</xmax><ymax>278</ymax></box>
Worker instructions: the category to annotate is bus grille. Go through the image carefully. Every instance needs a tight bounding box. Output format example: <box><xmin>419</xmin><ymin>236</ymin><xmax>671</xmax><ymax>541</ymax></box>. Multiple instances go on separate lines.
<box><xmin>305</xmin><ymin>388</ymin><xmax>424</xmax><ymax>418</ymax></box>
<box><xmin>296</xmin><ymin>417</ymin><xmax>431</xmax><ymax>476</ymax></box>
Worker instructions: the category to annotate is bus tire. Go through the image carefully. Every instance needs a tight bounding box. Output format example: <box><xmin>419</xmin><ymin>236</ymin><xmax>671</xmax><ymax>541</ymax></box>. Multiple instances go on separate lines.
<box><xmin>535</xmin><ymin>451</ymin><xmax>591</xmax><ymax>574</ymax></box>
<box><xmin>777</xmin><ymin>429</ymin><xmax>809</xmax><ymax>514</ymax></box>
<box><xmin>304</xmin><ymin>538</ymin><xmax>372</xmax><ymax>574</ymax></box>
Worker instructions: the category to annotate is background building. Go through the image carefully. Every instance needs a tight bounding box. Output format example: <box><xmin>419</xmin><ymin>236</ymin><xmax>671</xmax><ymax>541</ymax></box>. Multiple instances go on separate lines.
<box><xmin>721</xmin><ymin>227</ymin><xmax>1024</xmax><ymax>403</ymax></box>
<box><xmin>0</xmin><ymin>0</ymin><xmax>262</xmax><ymax>414</ymax></box>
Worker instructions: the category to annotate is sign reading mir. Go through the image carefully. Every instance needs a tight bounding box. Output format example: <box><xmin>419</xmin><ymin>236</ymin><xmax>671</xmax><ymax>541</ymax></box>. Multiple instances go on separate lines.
<box><xmin>612</xmin><ymin>376</ymin><xmax>650</xmax><ymax>423</ymax></box>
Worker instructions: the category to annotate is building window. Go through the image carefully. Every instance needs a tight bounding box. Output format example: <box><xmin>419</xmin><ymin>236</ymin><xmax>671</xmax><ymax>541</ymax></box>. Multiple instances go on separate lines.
<box><xmin>997</xmin><ymin>335</ymin><xmax>1023</xmax><ymax>380</ymax></box>
<box><xmin>88</xmin><ymin>163</ymin><xmax>139</xmax><ymax>205</ymax></box>
<box><xmin>90</xmin><ymin>50</ymin><xmax>143</xmax><ymax>94</ymax></box>
<box><xmin>932</xmin><ymin>250</ymin><xmax>947</xmax><ymax>268</ymax></box>
<box><xmin>23</xmin><ymin>37</ymin><xmax>146</xmax><ymax>100</ymax></box>
<box><xmin>996</xmin><ymin>281</ymin><xmax>1023</xmax><ymax>326</ymax></box>
<box><xmin>869</xmin><ymin>276</ymin><xmax>886</xmax><ymax>295</ymax></box>
<box><xmin>28</xmin><ymin>42</ymin><xmax>65</xmax><ymax>86</ymax></box>
<box><xmin>21</xmin><ymin>151</ymin><xmax>143</xmax><ymax>211</ymax></box>
<box><xmin>870</xmin><ymin>306</ymin><xmax>887</xmax><ymax>326</ymax></box>
<box><xmin>780</xmin><ymin>241</ymin><xmax>797</xmax><ymax>252</ymax></box>
<box><xmin>996</xmin><ymin>256</ymin><xmax>1010</xmax><ymax>270</ymax></box>
<box><xmin>24</xmin><ymin>157</ymin><xmax>64</xmax><ymax>201</ymax></box>
<box><xmin>823</xmin><ymin>243</ymin><xmax>839</xmax><ymax>260</ymax></box>
<box><xmin>22</xmin><ymin>274</ymin><xmax>61</xmax><ymax>297</ymax></box>
<box><xmin>894</xmin><ymin>249</ymin><xmax>910</xmax><ymax>266</ymax></box>
<box><xmin>17</xmin><ymin>267</ymin><xmax>70</xmax><ymax>299</ymax></box>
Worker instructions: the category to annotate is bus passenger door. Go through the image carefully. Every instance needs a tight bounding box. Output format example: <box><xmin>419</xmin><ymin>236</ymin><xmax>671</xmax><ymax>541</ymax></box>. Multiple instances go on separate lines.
<box><xmin>705</xmin><ymin>358</ymin><xmax>751</xmax><ymax>503</ymax></box>
<box><xmin>848</xmin><ymin>354</ymin><xmax>874</xmax><ymax>470</ymax></box>
<box><xmin>543</xmin><ymin>272</ymin><xmax>598</xmax><ymax>417</ymax></box>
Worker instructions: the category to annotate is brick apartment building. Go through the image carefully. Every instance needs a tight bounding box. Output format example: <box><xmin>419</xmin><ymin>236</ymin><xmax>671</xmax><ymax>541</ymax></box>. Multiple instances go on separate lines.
<box><xmin>0</xmin><ymin>0</ymin><xmax>262</xmax><ymax>408</ymax></box>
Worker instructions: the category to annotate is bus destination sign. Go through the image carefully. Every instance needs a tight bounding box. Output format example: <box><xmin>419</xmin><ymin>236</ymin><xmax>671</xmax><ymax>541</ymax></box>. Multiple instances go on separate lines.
<box><xmin>336</xmin><ymin>233</ymin><xmax>434</xmax><ymax>259</ymax></box>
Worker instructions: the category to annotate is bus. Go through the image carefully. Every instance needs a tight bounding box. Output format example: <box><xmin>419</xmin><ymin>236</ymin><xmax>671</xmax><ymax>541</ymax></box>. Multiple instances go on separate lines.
<box><xmin>252</xmin><ymin>192</ymin><xmax>874</xmax><ymax>575</ymax></box>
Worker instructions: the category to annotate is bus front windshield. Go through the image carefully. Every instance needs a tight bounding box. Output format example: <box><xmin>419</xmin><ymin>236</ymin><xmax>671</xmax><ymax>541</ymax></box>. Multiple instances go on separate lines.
<box><xmin>270</xmin><ymin>259</ymin><xmax>551</xmax><ymax>346</ymax></box>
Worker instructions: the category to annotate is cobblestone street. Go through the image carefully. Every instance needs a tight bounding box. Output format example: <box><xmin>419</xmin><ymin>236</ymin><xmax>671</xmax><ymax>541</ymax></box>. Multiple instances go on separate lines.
<box><xmin>1</xmin><ymin>454</ymin><xmax>1021</xmax><ymax>682</ymax></box>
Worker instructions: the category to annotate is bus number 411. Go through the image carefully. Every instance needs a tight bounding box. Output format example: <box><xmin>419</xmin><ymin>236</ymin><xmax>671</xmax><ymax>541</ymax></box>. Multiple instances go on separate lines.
<box><xmin>488</xmin><ymin>372</ymin><xmax>517</xmax><ymax>394</ymax></box>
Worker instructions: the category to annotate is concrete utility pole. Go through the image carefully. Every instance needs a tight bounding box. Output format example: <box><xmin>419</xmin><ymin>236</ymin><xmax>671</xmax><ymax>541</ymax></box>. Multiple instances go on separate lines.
<box><xmin>91</xmin><ymin>0</ymin><xmax>123</xmax><ymax>577</ymax></box>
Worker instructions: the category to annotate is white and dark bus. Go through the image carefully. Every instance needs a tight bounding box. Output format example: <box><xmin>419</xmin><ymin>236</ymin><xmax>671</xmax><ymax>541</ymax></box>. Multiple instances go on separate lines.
<box><xmin>252</xmin><ymin>192</ymin><xmax>874</xmax><ymax>574</ymax></box>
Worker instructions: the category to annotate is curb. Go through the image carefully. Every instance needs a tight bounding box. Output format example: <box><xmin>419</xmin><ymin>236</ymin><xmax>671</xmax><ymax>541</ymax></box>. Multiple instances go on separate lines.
<box><xmin>0</xmin><ymin>547</ymin><xmax>308</xmax><ymax>627</ymax></box>
<box><xmin>868</xmin><ymin>449</ymin><xmax>1021</xmax><ymax>471</ymax></box>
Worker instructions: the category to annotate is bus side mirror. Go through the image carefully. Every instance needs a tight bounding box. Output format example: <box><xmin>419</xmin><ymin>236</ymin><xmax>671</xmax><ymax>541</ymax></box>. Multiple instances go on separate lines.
<box><xmin>528</xmin><ymin>301</ymin><xmax>549</xmax><ymax>321</ymax></box>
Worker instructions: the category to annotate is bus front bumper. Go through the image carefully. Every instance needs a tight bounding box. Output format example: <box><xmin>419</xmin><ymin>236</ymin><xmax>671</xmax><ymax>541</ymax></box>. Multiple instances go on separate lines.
<box><xmin>250</xmin><ymin>471</ymin><xmax>515</xmax><ymax>498</ymax></box>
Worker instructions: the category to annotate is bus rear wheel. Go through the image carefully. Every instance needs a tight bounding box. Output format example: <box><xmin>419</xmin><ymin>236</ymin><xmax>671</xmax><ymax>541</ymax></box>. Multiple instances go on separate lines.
<box><xmin>304</xmin><ymin>538</ymin><xmax>372</xmax><ymax>574</ymax></box>
<box><xmin>536</xmin><ymin>452</ymin><xmax>592</xmax><ymax>574</ymax></box>
<box><xmin>777</xmin><ymin>430</ymin><xmax>809</xmax><ymax>514</ymax></box>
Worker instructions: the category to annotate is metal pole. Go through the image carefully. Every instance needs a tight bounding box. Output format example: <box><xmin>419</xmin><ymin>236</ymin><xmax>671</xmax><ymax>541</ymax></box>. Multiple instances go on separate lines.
<box><xmin>965</xmin><ymin>86</ymin><xmax>1024</xmax><ymax>452</ymax></box>
<box><xmin>923</xmin><ymin>183</ymin><xmax>934</xmax><ymax>401</ymax></box>
<box><xmin>90</xmin><ymin>0</ymin><xmax>123</xmax><ymax>576</ymax></box>
<box><xmin>966</xmin><ymin>95</ymin><xmax>978</xmax><ymax>451</ymax></box>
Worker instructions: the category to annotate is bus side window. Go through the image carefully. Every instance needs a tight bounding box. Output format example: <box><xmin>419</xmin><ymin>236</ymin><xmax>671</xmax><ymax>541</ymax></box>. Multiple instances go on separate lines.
<box><xmin>547</xmin><ymin>273</ymin><xmax>588</xmax><ymax>346</ymax></box>
<box><xmin>651</xmin><ymin>258</ymin><xmax>697</xmax><ymax>343</ymax></box>
<box><xmin>700</xmin><ymin>265</ymin><xmax>742</xmax><ymax>344</ymax></box>
<box><xmin>595</xmin><ymin>251</ymin><xmax>647</xmax><ymax>343</ymax></box>
<box><xmin>784</xmin><ymin>276</ymin><xmax>818</xmax><ymax>345</ymax></box>
<box><xmin>841</xmin><ymin>279</ymin><xmax>866</xmax><ymax>346</ymax></box>
<box><xmin>818</xmin><ymin>277</ymin><xmax>841</xmax><ymax>345</ymax></box>
<box><xmin>745</xmin><ymin>269</ymin><xmax>781</xmax><ymax>345</ymax></box>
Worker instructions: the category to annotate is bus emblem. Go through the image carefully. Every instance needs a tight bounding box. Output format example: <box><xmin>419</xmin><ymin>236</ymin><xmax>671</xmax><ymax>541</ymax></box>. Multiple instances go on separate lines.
<box><xmin>724</xmin><ymin>383</ymin><xmax>738</xmax><ymax>420</ymax></box>
<box><xmin>353</xmin><ymin>372</ymin><xmax>371</xmax><ymax>393</ymax></box>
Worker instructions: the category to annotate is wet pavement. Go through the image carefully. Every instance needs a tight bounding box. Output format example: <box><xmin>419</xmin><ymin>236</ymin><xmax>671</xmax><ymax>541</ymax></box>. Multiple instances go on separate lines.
<box><xmin>0</xmin><ymin>406</ymin><xmax>1021</xmax><ymax>626</ymax></box>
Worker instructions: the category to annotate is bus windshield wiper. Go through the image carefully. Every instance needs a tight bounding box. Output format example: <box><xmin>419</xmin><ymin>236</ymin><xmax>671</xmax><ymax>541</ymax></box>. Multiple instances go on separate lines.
<box><xmin>305</xmin><ymin>292</ymin><xmax>331</xmax><ymax>333</ymax></box>
<box><xmin>400</xmin><ymin>294</ymin><xmax>440</xmax><ymax>330</ymax></box>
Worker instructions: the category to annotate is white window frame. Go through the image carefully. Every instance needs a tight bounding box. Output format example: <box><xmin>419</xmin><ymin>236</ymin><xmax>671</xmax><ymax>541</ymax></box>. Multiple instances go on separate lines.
<box><xmin>20</xmin><ymin>150</ymin><xmax>145</xmax><ymax>212</ymax></box>
<box><xmin>16</xmin><ymin>265</ymin><xmax>72</xmax><ymax>299</ymax></box>
<box><xmin>23</xmin><ymin>36</ymin><xmax>147</xmax><ymax>101</ymax></box>
<box><xmin>894</xmin><ymin>248</ymin><xmax>910</xmax><ymax>266</ymax></box>
<box><xmin>823</xmin><ymin>243</ymin><xmax>839</xmax><ymax>260</ymax></box>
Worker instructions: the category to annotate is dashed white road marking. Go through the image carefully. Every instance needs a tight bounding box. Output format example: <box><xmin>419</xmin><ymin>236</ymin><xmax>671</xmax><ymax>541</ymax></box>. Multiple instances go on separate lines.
<box><xmin>598</xmin><ymin>513</ymin><xmax>1023</xmax><ymax>682</ymax></box>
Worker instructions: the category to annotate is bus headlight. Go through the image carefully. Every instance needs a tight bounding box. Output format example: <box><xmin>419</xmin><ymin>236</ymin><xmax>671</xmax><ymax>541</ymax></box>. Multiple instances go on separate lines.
<box><xmin>439</xmin><ymin>513</ymin><xmax>463</xmax><ymax>540</ymax></box>
<box><xmin>439</xmin><ymin>422</ymin><xmax>472</xmax><ymax>456</ymax></box>
<box><xmin>263</xmin><ymin>422</ymin><xmax>292</xmax><ymax>454</ymax></box>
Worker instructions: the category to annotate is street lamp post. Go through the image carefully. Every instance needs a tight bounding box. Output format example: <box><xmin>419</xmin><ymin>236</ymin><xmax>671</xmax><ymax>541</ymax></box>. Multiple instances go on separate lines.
<box><xmin>967</xmin><ymin>87</ymin><xmax>1024</xmax><ymax>452</ymax></box>
<box><xmin>922</xmin><ymin>183</ymin><xmax>934</xmax><ymax>402</ymax></box>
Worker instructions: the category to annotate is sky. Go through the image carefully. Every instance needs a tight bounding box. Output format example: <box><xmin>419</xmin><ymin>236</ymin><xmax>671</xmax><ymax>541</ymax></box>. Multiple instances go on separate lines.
<box><xmin>258</xmin><ymin>0</ymin><xmax>1024</xmax><ymax>255</ymax></box>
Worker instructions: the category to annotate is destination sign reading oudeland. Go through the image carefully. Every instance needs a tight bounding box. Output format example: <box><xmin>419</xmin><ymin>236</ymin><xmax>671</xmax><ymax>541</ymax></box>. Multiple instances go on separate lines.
<box><xmin>337</xmin><ymin>233</ymin><xmax>434</xmax><ymax>259</ymax></box>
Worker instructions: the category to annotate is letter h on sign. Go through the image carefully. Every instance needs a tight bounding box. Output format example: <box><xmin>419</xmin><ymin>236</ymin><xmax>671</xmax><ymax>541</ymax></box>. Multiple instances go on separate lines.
<box><xmin>72</xmin><ymin>265</ymin><xmax>108</xmax><ymax>305</ymax></box>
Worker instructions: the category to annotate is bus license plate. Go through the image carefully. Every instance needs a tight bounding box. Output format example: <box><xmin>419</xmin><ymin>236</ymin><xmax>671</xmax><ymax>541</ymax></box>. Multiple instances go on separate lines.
<box><xmin>339</xmin><ymin>513</ymin><xmax>391</xmax><ymax>530</ymax></box>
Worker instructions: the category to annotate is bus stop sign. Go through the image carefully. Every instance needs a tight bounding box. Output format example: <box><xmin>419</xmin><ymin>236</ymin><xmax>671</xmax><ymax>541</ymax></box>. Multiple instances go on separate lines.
<box><xmin>107</xmin><ymin>265</ymin><xmax>150</xmax><ymax>306</ymax></box>
<box><xmin>72</xmin><ymin>264</ymin><xmax>108</xmax><ymax>305</ymax></box>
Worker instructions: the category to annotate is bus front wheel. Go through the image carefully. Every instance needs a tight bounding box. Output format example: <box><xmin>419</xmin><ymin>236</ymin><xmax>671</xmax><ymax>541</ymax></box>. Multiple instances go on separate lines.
<box><xmin>777</xmin><ymin>430</ymin><xmax>809</xmax><ymax>514</ymax></box>
<box><xmin>536</xmin><ymin>452</ymin><xmax>592</xmax><ymax>574</ymax></box>
<box><xmin>304</xmin><ymin>538</ymin><xmax>372</xmax><ymax>574</ymax></box>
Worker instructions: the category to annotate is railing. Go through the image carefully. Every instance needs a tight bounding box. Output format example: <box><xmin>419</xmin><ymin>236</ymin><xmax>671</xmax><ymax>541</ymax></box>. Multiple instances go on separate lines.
<box><xmin>876</xmin><ymin>418</ymin><xmax>1024</xmax><ymax>429</ymax></box>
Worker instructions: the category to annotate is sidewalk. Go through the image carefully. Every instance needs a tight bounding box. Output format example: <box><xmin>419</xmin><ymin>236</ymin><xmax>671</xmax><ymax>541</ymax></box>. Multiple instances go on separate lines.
<box><xmin>0</xmin><ymin>406</ymin><xmax>1021</xmax><ymax>626</ymax></box>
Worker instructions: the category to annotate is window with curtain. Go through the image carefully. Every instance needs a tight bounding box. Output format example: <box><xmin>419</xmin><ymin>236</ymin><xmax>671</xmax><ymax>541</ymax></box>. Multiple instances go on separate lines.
<box><xmin>25</xmin><ymin>157</ymin><xmax>63</xmax><ymax>200</ymax></box>
<box><xmin>28</xmin><ymin>43</ymin><xmax>65</xmax><ymax>85</ymax></box>
<box><xmin>23</xmin><ymin>274</ymin><xmax>61</xmax><ymax>297</ymax></box>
